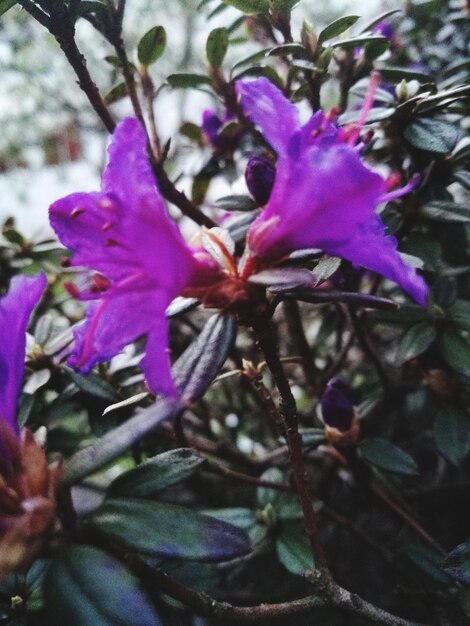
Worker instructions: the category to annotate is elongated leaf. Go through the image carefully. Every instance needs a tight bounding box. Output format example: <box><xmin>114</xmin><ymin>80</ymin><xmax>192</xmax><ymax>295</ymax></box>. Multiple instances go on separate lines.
<box><xmin>222</xmin><ymin>0</ymin><xmax>269</xmax><ymax>13</ymax></box>
<box><xmin>167</xmin><ymin>73</ymin><xmax>212</xmax><ymax>89</ymax></box>
<box><xmin>359</xmin><ymin>9</ymin><xmax>401</xmax><ymax>34</ymax></box>
<box><xmin>45</xmin><ymin>546</ymin><xmax>162</xmax><ymax>626</ymax></box>
<box><xmin>107</xmin><ymin>448</ymin><xmax>205</xmax><ymax>497</ymax></box>
<box><xmin>276</xmin><ymin>521</ymin><xmax>314</xmax><ymax>574</ymax></box>
<box><xmin>421</xmin><ymin>201</ymin><xmax>470</xmax><ymax>223</ymax></box>
<box><xmin>62</xmin><ymin>397</ymin><xmax>183</xmax><ymax>484</ymax></box>
<box><xmin>66</xmin><ymin>368</ymin><xmax>118</xmax><ymax>402</ymax></box>
<box><xmin>104</xmin><ymin>82</ymin><xmax>128</xmax><ymax>105</ymax></box>
<box><xmin>206</xmin><ymin>27</ymin><xmax>228</xmax><ymax>68</ymax></box>
<box><xmin>405</xmin><ymin>118</ymin><xmax>460</xmax><ymax>154</ymax></box>
<box><xmin>395</xmin><ymin>323</ymin><xmax>436</xmax><ymax>365</ymax></box>
<box><xmin>267</xmin><ymin>43</ymin><xmax>307</xmax><ymax>57</ymax></box>
<box><xmin>172</xmin><ymin>313</ymin><xmax>236</xmax><ymax>402</ymax></box>
<box><xmin>359</xmin><ymin>438</ymin><xmax>419</xmax><ymax>476</ymax></box>
<box><xmin>90</xmin><ymin>498</ymin><xmax>250</xmax><ymax>561</ymax></box>
<box><xmin>317</xmin><ymin>15</ymin><xmax>359</xmax><ymax>47</ymax></box>
<box><xmin>214</xmin><ymin>194</ymin><xmax>257</xmax><ymax>211</ymax></box>
<box><xmin>248</xmin><ymin>267</ymin><xmax>315</xmax><ymax>289</ymax></box>
<box><xmin>166</xmin><ymin>296</ymin><xmax>199</xmax><ymax>318</ymax></box>
<box><xmin>439</xmin><ymin>329</ymin><xmax>470</xmax><ymax>374</ymax></box>
<box><xmin>378</xmin><ymin>65</ymin><xmax>433</xmax><ymax>82</ymax></box>
<box><xmin>331</xmin><ymin>35</ymin><xmax>386</xmax><ymax>50</ymax></box>
<box><xmin>444</xmin><ymin>542</ymin><xmax>470</xmax><ymax>584</ymax></box>
<box><xmin>434</xmin><ymin>408</ymin><xmax>470</xmax><ymax>466</ymax></box>
<box><xmin>138</xmin><ymin>26</ymin><xmax>167</xmax><ymax>66</ymax></box>
<box><xmin>449</xmin><ymin>299</ymin><xmax>470</xmax><ymax>332</ymax></box>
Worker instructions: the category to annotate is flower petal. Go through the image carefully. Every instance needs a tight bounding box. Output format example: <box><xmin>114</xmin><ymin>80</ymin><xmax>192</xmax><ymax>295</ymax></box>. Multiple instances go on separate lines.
<box><xmin>236</xmin><ymin>78</ymin><xmax>299</xmax><ymax>157</ymax></box>
<box><xmin>0</xmin><ymin>274</ymin><xmax>47</xmax><ymax>433</ymax></box>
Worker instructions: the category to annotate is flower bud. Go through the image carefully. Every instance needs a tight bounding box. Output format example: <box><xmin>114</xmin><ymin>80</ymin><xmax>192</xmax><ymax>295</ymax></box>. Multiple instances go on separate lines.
<box><xmin>245</xmin><ymin>154</ymin><xmax>276</xmax><ymax>206</ymax></box>
<box><xmin>320</xmin><ymin>378</ymin><xmax>359</xmax><ymax>446</ymax></box>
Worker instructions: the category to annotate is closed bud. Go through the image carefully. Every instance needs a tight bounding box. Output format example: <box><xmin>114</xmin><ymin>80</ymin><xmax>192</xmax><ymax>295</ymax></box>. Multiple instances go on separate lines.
<box><xmin>245</xmin><ymin>154</ymin><xmax>276</xmax><ymax>206</ymax></box>
<box><xmin>300</xmin><ymin>19</ymin><xmax>318</xmax><ymax>58</ymax></box>
<box><xmin>320</xmin><ymin>378</ymin><xmax>359</xmax><ymax>446</ymax></box>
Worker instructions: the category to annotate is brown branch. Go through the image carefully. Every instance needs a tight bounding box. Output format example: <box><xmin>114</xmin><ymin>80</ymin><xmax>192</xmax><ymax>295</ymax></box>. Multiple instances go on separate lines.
<box><xmin>252</xmin><ymin>313</ymin><xmax>326</xmax><ymax>569</ymax></box>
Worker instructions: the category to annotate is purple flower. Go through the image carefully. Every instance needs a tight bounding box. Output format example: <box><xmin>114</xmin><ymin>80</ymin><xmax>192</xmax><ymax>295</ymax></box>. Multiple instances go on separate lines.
<box><xmin>0</xmin><ymin>274</ymin><xmax>47</xmax><ymax>436</ymax></box>
<box><xmin>201</xmin><ymin>109</ymin><xmax>241</xmax><ymax>156</ymax></box>
<box><xmin>237</xmin><ymin>77</ymin><xmax>427</xmax><ymax>306</ymax></box>
<box><xmin>49</xmin><ymin>118</ymin><xmax>216</xmax><ymax>397</ymax></box>
<box><xmin>321</xmin><ymin>379</ymin><xmax>355</xmax><ymax>432</ymax></box>
<box><xmin>372</xmin><ymin>21</ymin><xmax>398</xmax><ymax>53</ymax></box>
<box><xmin>245</xmin><ymin>154</ymin><xmax>276</xmax><ymax>206</ymax></box>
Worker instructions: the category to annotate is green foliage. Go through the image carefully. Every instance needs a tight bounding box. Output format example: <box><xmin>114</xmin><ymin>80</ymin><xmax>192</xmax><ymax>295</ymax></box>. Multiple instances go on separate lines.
<box><xmin>137</xmin><ymin>26</ymin><xmax>167</xmax><ymax>67</ymax></box>
<box><xmin>206</xmin><ymin>27</ymin><xmax>229</xmax><ymax>68</ymax></box>
<box><xmin>359</xmin><ymin>438</ymin><xmax>419</xmax><ymax>476</ymax></box>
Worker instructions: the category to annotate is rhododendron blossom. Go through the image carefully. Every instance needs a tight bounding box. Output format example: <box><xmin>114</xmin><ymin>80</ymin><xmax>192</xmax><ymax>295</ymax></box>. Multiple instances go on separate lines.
<box><xmin>236</xmin><ymin>77</ymin><xmax>428</xmax><ymax>306</ymax></box>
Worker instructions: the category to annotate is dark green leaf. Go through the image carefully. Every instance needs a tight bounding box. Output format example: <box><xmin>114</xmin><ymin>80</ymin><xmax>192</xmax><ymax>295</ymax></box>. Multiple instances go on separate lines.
<box><xmin>90</xmin><ymin>498</ymin><xmax>250</xmax><ymax>561</ymax></box>
<box><xmin>107</xmin><ymin>448</ymin><xmax>205</xmax><ymax>497</ymax></box>
<box><xmin>173</xmin><ymin>313</ymin><xmax>236</xmax><ymax>402</ymax></box>
<box><xmin>317</xmin><ymin>15</ymin><xmax>359</xmax><ymax>47</ymax></box>
<box><xmin>449</xmin><ymin>299</ymin><xmax>470</xmax><ymax>332</ymax></box>
<box><xmin>270</xmin><ymin>0</ymin><xmax>299</xmax><ymax>13</ymax></box>
<box><xmin>206</xmin><ymin>27</ymin><xmax>229</xmax><ymax>68</ymax></box>
<box><xmin>180</xmin><ymin>121</ymin><xmax>203</xmax><ymax>142</ymax></box>
<box><xmin>166</xmin><ymin>73</ymin><xmax>212</xmax><ymax>89</ymax></box>
<box><xmin>214</xmin><ymin>194</ymin><xmax>257</xmax><ymax>211</ymax></box>
<box><xmin>232</xmin><ymin>64</ymin><xmax>282</xmax><ymax>87</ymax></box>
<box><xmin>103</xmin><ymin>82</ymin><xmax>128</xmax><ymax>105</ymax></box>
<box><xmin>439</xmin><ymin>329</ymin><xmax>470</xmax><ymax>374</ymax></box>
<box><xmin>266</xmin><ymin>43</ymin><xmax>307</xmax><ymax>57</ymax></box>
<box><xmin>444</xmin><ymin>542</ymin><xmax>470</xmax><ymax>584</ymax></box>
<box><xmin>257</xmin><ymin>469</ymin><xmax>301</xmax><ymax>520</ymax></box>
<box><xmin>359</xmin><ymin>438</ymin><xmax>419</xmax><ymax>476</ymax></box>
<box><xmin>0</xmin><ymin>0</ymin><xmax>17</xmax><ymax>16</ymax></box>
<box><xmin>363</xmin><ymin>38</ymin><xmax>389</xmax><ymax>61</ymax></box>
<box><xmin>378</xmin><ymin>65</ymin><xmax>433</xmax><ymax>82</ymax></box>
<box><xmin>66</xmin><ymin>368</ymin><xmax>118</xmax><ymax>402</ymax></box>
<box><xmin>45</xmin><ymin>546</ymin><xmax>161</xmax><ymax>626</ymax></box>
<box><xmin>331</xmin><ymin>35</ymin><xmax>386</xmax><ymax>50</ymax></box>
<box><xmin>222</xmin><ymin>0</ymin><xmax>268</xmax><ymax>13</ymax></box>
<box><xmin>395</xmin><ymin>323</ymin><xmax>436</xmax><ymax>366</ymax></box>
<box><xmin>405</xmin><ymin>118</ymin><xmax>460</xmax><ymax>154</ymax></box>
<box><xmin>62</xmin><ymin>397</ymin><xmax>183</xmax><ymax>484</ymax></box>
<box><xmin>421</xmin><ymin>201</ymin><xmax>470</xmax><ymax>223</ymax></box>
<box><xmin>359</xmin><ymin>9</ymin><xmax>401</xmax><ymax>34</ymax></box>
<box><xmin>276</xmin><ymin>521</ymin><xmax>314</xmax><ymax>574</ymax></box>
<box><xmin>230</xmin><ymin>47</ymin><xmax>271</xmax><ymax>73</ymax></box>
<box><xmin>137</xmin><ymin>26</ymin><xmax>167</xmax><ymax>66</ymax></box>
<box><xmin>434</xmin><ymin>408</ymin><xmax>470</xmax><ymax>466</ymax></box>
<box><xmin>406</xmin><ymin>542</ymin><xmax>450</xmax><ymax>584</ymax></box>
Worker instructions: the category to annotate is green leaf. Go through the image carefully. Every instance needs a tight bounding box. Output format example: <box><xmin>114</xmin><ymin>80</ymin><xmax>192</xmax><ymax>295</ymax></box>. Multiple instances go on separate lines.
<box><xmin>406</xmin><ymin>542</ymin><xmax>450</xmax><ymax>584</ymax></box>
<box><xmin>62</xmin><ymin>397</ymin><xmax>183</xmax><ymax>485</ymax></box>
<box><xmin>434</xmin><ymin>408</ymin><xmax>470</xmax><ymax>466</ymax></box>
<box><xmin>45</xmin><ymin>546</ymin><xmax>162</xmax><ymax>626</ymax></box>
<box><xmin>257</xmin><ymin>469</ymin><xmax>302</xmax><ymax>520</ymax></box>
<box><xmin>206</xmin><ymin>27</ymin><xmax>229</xmax><ymax>68</ymax></box>
<box><xmin>449</xmin><ymin>299</ymin><xmax>470</xmax><ymax>332</ymax></box>
<box><xmin>137</xmin><ymin>26</ymin><xmax>167</xmax><ymax>66</ymax></box>
<box><xmin>103</xmin><ymin>82</ymin><xmax>128</xmax><ymax>105</ymax></box>
<box><xmin>232</xmin><ymin>64</ymin><xmax>283</xmax><ymax>88</ymax></box>
<box><xmin>359</xmin><ymin>9</ymin><xmax>401</xmax><ymax>33</ymax></box>
<box><xmin>180</xmin><ymin>121</ymin><xmax>203</xmax><ymax>142</ymax></box>
<box><xmin>439</xmin><ymin>329</ymin><xmax>470</xmax><ymax>374</ymax></box>
<box><xmin>222</xmin><ymin>0</ymin><xmax>268</xmax><ymax>13</ymax></box>
<box><xmin>0</xmin><ymin>0</ymin><xmax>17</xmax><ymax>17</ymax></box>
<box><xmin>421</xmin><ymin>201</ymin><xmax>470</xmax><ymax>223</ymax></box>
<box><xmin>331</xmin><ymin>35</ymin><xmax>386</xmax><ymax>50</ymax></box>
<box><xmin>214</xmin><ymin>194</ymin><xmax>258</xmax><ymax>211</ymax></box>
<box><xmin>378</xmin><ymin>65</ymin><xmax>433</xmax><ymax>82</ymax></box>
<box><xmin>230</xmin><ymin>47</ymin><xmax>271</xmax><ymax>73</ymax></box>
<box><xmin>444</xmin><ymin>542</ymin><xmax>470</xmax><ymax>584</ymax></box>
<box><xmin>270</xmin><ymin>0</ymin><xmax>299</xmax><ymax>13</ymax></box>
<box><xmin>276</xmin><ymin>521</ymin><xmax>314</xmax><ymax>574</ymax></box>
<box><xmin>266</xmin><ymin>43</ymin><xmax>307</xmax><ymax>57</ymax></box>
<box><xmin>166</xmin><ymin>73</ymin><xmax>212</xmax><ymax>89</ymax></box>
<box><xmin>66</xmin><ymin>368</ymin><xmax>118</xmax><ymax>402</ymax></box>
<box><xmin>395</xmin><ymin>323</ymin><xmax>436</xmax><ymax>366</ymax></box>
<box><xmin>172</xmin><ymin>313</ymin><xmax>236</xmax><ymax>402</ymax></box>
<box><xmin>107</xmin><ymin>448</ymin><xmax>205</xmax><ymax>497</ymax></box>
<box><xmin>404</xmin><ymin>118</ymin><xmax>460</xmax><ymax>154</ymax></box>
<box><xmin>359</xmin><ymin>438</ymin><xmax>419</xmax><ymax>476</ymax></box>
<box><xmin>317</xmin><ymin>15</ymin><xmax>359</xmax><ymax>47</ymax></box>
<box><xmin>90</xmin><ymin>498</ymin><xmax>250</xmax><ymax>561</ymax></box>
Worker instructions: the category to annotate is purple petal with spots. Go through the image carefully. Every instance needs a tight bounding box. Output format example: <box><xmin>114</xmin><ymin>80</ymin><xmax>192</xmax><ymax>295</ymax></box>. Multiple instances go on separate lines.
<box><xmin>50</xmin><ymin>118</ymin><xmax>203</xmax><ymax>396</ymax></box>
<box><xmin>237</xmin><ymin>77</ymin><xmax>428</xmax><ymax>305</ymax></box>
<box><xmin>0</xmin><ymin>273</ymin><xmax>47</xmax><ymax>434</ymax></box>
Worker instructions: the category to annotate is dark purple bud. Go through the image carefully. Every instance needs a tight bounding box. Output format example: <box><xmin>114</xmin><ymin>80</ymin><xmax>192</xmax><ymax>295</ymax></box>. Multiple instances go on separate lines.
<box><xmin>202</xmin><ymin>109</ymin><xmax>223</xmax><ymax>148</ymax></box>
<box><xmin>321</xmin><ymin>378</ymin><xmax>355</xmax><ymax>432</ymax></box>
<box><xmin>245</xmin><ymin>154</ymin><xmax>276</xmax><ymax>206</ymax></box>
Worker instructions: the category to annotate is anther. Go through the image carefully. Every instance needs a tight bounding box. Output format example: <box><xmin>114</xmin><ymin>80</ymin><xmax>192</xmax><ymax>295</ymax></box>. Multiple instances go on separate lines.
<box><xmin>64</xmin><ymin>281</ymin><xmax>81</xmax><ymax>298</ymax></box>
<box><xmin>101</xmin><ymin>221</ymin><xmax>113</xmax><ymax>232</ymax></box>
<box><xmin>105</xmin><ymin>238</ymin><xmax>118</xmax><ymax>247</ymax></box>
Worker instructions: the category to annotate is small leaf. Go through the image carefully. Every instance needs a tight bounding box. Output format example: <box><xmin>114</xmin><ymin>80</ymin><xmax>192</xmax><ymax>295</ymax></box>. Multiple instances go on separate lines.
<box><xmin>395</xmin><ymin>323</ymin><xmax>436</xmax><ymax>365</ymax></box>
<box><xmin>107</xmin><ymin>448</ymin><xmax>206</xmax><ymax>497</ymax></box>
<box><xmin>449</xmin><ymin>299</ymin><xmax>470</xmax><ymax>332</ymax></box>
<box><xmin>434</xmin><ymin>408</ymin><xmax>470</xmax><ymax>466</ymax></box>
<box><xmin>359</xmin><ymin>438</ymin><xmax>419</xmax><ymax>476</ymax></box>
<box><xmin>270</xmin><ymin>0</ymin><xmax>299</xmax><ymax>13</ymax></box>
<box><xmin>180</xmin><ymin>121</ymin><xmax>203</xmax><ymax>142</ymax></box>
<box><xmin>444</xmin><ymin>542</ymin><xmax>470</xmax><ymax>584</ymax></box>
<box><xmin>90</xmin><ymin>498</ymin><xmax>250</xmax><ymax>561</ymax></box>
<box><xmin>439</xmin><ymin>329</ymin><xmax>470</xmax><ymax>374</ymax></box>
<box><xmin>405</xmin><ymin>118</ymin><xmax>460</xmax><ymax>154</ymax></box>
<box><xmin>317</xmin><ymin>15</ymin><xmax>359</xmax><ymax>47</ymax></box>
<box><xmin>0</xmin><ymin>0</ymin><xmax>17</xmax><ymax>17</ymax></box>
<box><xmin>45</xmin><ymin>546</ymin><xmax>162</xmax><ymax>626</ymax></box>
<box><xmin>266</xmin><ymin>43</ymin><xmax>307</xmax><ymax>57</ymax></box>
<box><xmin>214</xmin><ymin>194</ymin><xmax>257</xmax><ymax>212</ymax></box>
<box><xmin>172</xmin><ymin>313</ymin><xmax>236</xmax><ymax>402</ymax></box>
<box><xmin>249</xmin><ymin>267</ymin><xmax>315</xmax><ymax>289</ymax></box>
<box><xmin>103</xmin><ymin>82</ymin><xmax>128</xmax><ymax>105</ymax></box>
<box><xmin>66</xmin><ymin>368</ymin><xmax>117</xmax><ymax>402</ymax></box>
<box><xmin>137</xmin><ymin>26</ymin><xmax>167</xmax><ymax>66</ymax></box>
<box><xmin>166</xmin><ymin>296</ymin><xmax>199</xmax><ymax>318</ymax></box>
<box><xmin>331</xmin><ymin>35</ymin><xmax>386</xmax><ymax>50</ymax></box>
<box><xmin>167</xmin><ymin>73</ymin><xmax>212</xmax><ymax>89</ymax></box>
<box><xmin>378</xmin><ymin>65</ymin><xmax>433</xmax><ymax>82</ymax></box>
<box><xmin>233</xmin><ymin>64</ymin><xmax>283</xmax><ymax>88</ymax></box>
<box><xmin>276</xmin><ymin>521</ymin><xmax>314</xmax><ymax>574</ymax></box>
<box><xmin>421</xmin><ymin>201</ymin><xmax>470</xmax><ymax>223</ymax></box>
<box><xmin>206</xmin><ymin>27</ymin><xmax>229</xmax><ymax>68</ymax></box>
<box><xmin>359</xmin><ymin>9</ymin><xmax>401</xmax><ymax>34</ymax></box>
<box><xmin>222</xmin><ymin>0</ymin><xmax>269</xmax><ymax>13</ymax></box>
